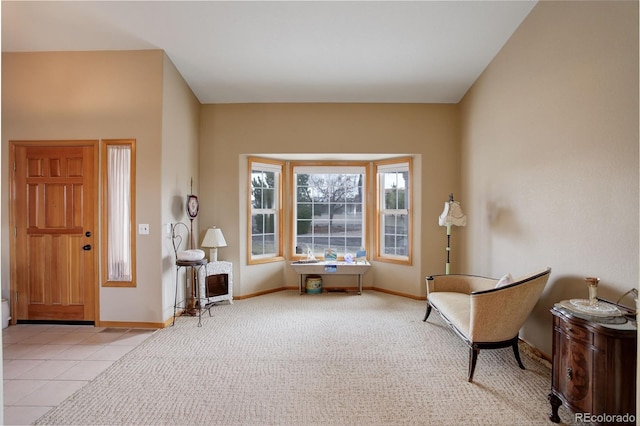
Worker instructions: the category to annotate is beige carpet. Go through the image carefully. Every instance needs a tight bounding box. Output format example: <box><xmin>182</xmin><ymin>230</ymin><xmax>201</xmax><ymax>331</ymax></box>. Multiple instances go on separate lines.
<box><xmin>35</xmin><ymin>290</ymin><xmax>576</xmax><ymax>425</ymax></box>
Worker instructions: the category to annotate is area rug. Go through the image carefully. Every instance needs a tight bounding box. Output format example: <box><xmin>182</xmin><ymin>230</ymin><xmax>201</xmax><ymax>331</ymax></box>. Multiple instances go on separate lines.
<box><xmin>35</xmin><ymin>290</ymin><xmax>575</xmax><ymax>425</ymax></box>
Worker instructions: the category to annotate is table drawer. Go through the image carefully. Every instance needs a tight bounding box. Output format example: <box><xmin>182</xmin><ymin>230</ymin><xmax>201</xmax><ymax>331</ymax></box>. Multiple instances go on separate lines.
<box><xmin>555</xmin><ymin>320</ymin><xmax>592</xmax><ymax>344</ymax></box>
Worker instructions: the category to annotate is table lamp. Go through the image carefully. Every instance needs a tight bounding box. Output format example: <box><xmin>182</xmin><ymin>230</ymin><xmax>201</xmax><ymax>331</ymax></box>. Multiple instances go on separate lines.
<box><xmin>201</xmin><ymin>227</ymin><xmax>227</xmax><ymax>262</ymax></box>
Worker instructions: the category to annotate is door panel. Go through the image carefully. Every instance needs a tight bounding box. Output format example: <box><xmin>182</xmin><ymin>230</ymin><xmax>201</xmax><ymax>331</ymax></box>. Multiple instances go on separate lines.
<box><xmin>12</xmin><ymin>142</ymin><xmax>97</xmax><ymax>322</ymax></box>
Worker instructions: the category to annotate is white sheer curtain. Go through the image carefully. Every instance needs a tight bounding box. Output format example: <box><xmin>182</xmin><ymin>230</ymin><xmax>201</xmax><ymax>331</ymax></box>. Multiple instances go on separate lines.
<box><xmin>107</xmin><ymin>145</ymin><xmax>132</xmax><ymax>282</ymax></box>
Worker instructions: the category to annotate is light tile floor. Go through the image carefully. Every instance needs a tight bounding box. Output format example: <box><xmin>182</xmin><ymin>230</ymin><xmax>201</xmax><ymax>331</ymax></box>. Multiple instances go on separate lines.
<box><xmin>2</xmin><ymin>324</ymin><xmax>156</xmax><ymax>425</ymax></box>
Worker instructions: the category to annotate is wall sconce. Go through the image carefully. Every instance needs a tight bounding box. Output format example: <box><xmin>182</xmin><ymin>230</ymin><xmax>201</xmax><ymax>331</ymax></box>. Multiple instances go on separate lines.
<box><xmin>201</xmin><ymin>227</ymin><xmax>227</xmax><ymax>262</ymax></box>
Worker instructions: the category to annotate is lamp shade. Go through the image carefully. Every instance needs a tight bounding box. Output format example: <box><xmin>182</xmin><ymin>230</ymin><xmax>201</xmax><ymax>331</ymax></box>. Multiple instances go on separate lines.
<box><xmin>201</xmin><ymin>227</ymin><xmax>227</xmax><ymax>248</ymax></box>
<box><xmin>438</xmin><ymin>198</ymin><xmax>467</xmax><ymax>227</ymax></box>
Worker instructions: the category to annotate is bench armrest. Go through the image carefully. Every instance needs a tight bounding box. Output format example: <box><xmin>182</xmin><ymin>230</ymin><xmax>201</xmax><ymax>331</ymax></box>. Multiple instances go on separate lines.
<box><xmin>469</xmin><ymin>268</ymin><xmax>551</xmax><ymax>342</ymax></box>
<box><xmin>426</xmin><ymin>274</ymin><xmax>497</xmax><ymax>297</ymax></box>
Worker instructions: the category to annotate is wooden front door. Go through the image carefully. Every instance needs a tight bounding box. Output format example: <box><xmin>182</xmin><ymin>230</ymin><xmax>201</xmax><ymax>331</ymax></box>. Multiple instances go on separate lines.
<box><xmin>11</xmin><ymin>141</ymin><xmax>98</xmax><ymax>322</ymax></box>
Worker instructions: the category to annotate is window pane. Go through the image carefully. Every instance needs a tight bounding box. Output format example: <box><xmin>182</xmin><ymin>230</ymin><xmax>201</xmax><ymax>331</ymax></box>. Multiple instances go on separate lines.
<box><xmin>294</xmin><ymin>168</ymin><xmax>365</xmax><ymax>258</ymax></box>
<box><xmin>378</xmin><ymin>161</ymin><xmax>411</xmax><ymax>261</ymax></box>
<box><xmin>384</xmin><ymin>171</ymin><xmax>408</xmax><ymax>210</ymax></box>
<box><xmin>313</xmin><ymin>219</ymin><xmax>329</xmax><ymax>236</ymax></box>
<box><xmin>264</xmin><ymin>213</ymin><xmax>275</xmax><ymax>233</ymax></box>
<box><xmin>249</xmin><ymin>160</ymin><xmax>281</xmax><ymax>261</ymax></box>
<box><xmin>297</xmin><ymin>203</ymin><xmax>312</xmax><ymax>219</ymax></box>
<box><xmin>251</xmin><ymin>235</ymin><xmax>264</xmax><ymax>256</ymax></box>
<box><xmin>346</xmin><ymin>237</ymin><xmax>362</xmax><ymax>253</ymax></box>
<box><xmin>383</xmin><ymin>213</ymin><xmax>395</xmax><ymax>233</ymax></box>
<box><xmin>398</xmin><ymin>189</ymin><xmax>407</xmax><ymax>210</ymax></box>
<box><xmin>263</xmin><ymin>234</ymin><xmax>276</xmax><ymax>255</ymax></box>
<box><xmin>253</xmin><ymin>213</ymin><xmax>275</xmax><ymax>233</ymax></box>
<box><xmin>261</xmin><ymin>188</ymin><xmax>273</xmax><ymax>209</ymax></box>
<box><xmin>397</xmin><ymin>214</ymin><xmax>409</xmax><ymax>234</ymax></box>
<box><xmin>384</xmin><ymin>234</ymin><xmax>396</xmax><ymax>255</ymax></box>
<box><xmin>395</xmin><ymin>235</ymin><xmax>408</xmax><ymax>256</ymax></box>
<box><xmin>251</xmin><ymin>170</ymin><xmax>276</xmax><ymax>209</ymax></box>
<box><xmin>314</xmin><ymin>237</ymin><xmax>329</xmax><ymax>250</ymax></box>
<box><xmin>329</xmin><ymin>221</ymin><xmax>344</xmax><ymax>235</ymax></box>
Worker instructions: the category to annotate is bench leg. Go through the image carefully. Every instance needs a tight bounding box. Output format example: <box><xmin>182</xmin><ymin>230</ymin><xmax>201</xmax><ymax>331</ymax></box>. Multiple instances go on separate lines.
<box><xmin>423</xmin><ymin>303</ymin><xmax>432</xmax><ymax>321</ymax></box>
<box><xmin>512</xmin><ymin>339</ymin><xmax>525</xmax><ymax>369</ymax></box>
<box><xmin>468</xmin><ymin>346</ymin><xmax>479</xmax><ymax>382</ymax></box>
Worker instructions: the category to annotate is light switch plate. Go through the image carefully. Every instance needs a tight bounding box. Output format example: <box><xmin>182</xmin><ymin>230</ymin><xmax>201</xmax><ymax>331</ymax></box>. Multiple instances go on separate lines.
<box><xmin>139</xmin><ymin>224</ymin><xmax>150</xmax><ymax>234</ymax></box>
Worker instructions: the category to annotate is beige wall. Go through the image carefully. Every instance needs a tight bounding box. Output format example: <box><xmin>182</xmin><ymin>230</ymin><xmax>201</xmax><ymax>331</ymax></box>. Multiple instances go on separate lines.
<box><xmin>198</xmin><ymin>103</ymin><xmax>460</xmax><ymax>297</ymax></box>
<box><xmin>460</xmin><ymin>0</ymin><xmax>639</xmax><ymax>355</ymax></box>
<box><xmin>1</xmin><ymin>50</ymin><xmax>200</xmax><ymax>325</ymax></box>
<box><xmin>160</xmin><ymin>54</ymin><xmax>201</xmax><ymax>321</ymax></box>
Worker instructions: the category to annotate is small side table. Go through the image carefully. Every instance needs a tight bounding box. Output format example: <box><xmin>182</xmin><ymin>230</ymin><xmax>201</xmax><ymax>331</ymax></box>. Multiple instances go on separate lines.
<box><xmin>198</xmin><ymin>261</ymin><xmax>234</xmax><ymax>305</ymax></box>
<box><xmin>548</xmin><ymin>303</ymin><xmax>637</xmax><ymax>423</ymax></box>
<box><xmin>173</xmin><ymin>258</ymin><xmax>208</xmax><ymax>327</ymax></box>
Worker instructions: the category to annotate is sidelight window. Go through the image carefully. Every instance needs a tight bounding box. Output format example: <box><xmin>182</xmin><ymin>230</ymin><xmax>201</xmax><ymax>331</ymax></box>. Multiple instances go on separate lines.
<box><xmin>102</xmin><ymin>140</ymin><xmax>136</xmax><ymax>286</ymax></box>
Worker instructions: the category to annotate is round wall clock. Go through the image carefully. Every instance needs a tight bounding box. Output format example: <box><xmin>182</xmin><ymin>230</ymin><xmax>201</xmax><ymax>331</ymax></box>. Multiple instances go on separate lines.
<box><xmin>186</xmin><ymin>194</ymin><xmax>199</xmax><ymax>219</ymax></box>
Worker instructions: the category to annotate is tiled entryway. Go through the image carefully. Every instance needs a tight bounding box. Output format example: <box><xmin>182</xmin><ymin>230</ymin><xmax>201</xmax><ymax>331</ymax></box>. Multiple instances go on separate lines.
<box><xmin>2</xmin><ymin>324</ymin><xmax>156</xmax><ymax>425</ymax></box>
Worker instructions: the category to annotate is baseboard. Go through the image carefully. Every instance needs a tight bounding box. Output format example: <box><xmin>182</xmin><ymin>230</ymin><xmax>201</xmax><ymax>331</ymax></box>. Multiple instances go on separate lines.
<box><xmin>237</xmin><ymin>286</ymin><xmax>422</xmax><ymax>300</ymax></box>
<box><xmin>234</xmin><ymin>287</ymin><xmax>291</xmax><ymax>300</ymax></box>
<box><xmin>519</xmin><ymin>338</ymin><xmax>552</xmax><ymax>366</ymax></box>
<box><xmin>371</xmin><ymin>287</ymin><xmax>423</xmax><ymax>300</ymax></box>
<box><xmin>96</xmin><ymin>320</ymin><xmax>164</xmax><ymax>329</ymax></box>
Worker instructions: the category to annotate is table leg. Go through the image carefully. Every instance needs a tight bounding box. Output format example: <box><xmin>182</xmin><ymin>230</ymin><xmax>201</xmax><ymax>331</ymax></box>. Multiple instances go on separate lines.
<box><xmin>195</xmin><ymin>265</ymin><xmax>204</xmax><ymax>327</ymax></box>
<box><xmin>173</xmin><ymin>266</ymin><xmax>179</xmax><ymax>326</ymax></box>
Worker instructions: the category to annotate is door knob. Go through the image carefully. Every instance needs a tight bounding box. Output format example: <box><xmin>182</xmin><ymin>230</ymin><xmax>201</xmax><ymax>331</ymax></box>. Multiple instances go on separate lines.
<box><xmin>83</xmin><ymin>244</ymin><xmax>92</xmax><ymax>251</ymax></box>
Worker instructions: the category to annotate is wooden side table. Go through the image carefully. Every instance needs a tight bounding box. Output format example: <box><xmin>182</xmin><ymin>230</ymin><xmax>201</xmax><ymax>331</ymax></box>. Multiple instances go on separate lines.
<box><xmin>548</xmin><ymin>304</ymin><xmax>637</xmax><ymax>423</ymax></box>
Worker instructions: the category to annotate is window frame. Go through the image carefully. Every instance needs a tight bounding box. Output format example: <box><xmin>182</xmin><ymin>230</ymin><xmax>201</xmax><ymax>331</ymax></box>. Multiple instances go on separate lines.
<box><xmin>289</xmin><ymin>161</ymin><xmax>369</xmax><ymax>261</ymax></box>
<box><xmin>247</xmin><ymin>157</ymin><xmax>284</xmax><ymax>264</ymax></box>
<box><xmin>101</xmin><ymin>139</ymin><xmax>137</xmax><ymax>287</ymax></box>
<box><xmin>374</xmin><ymin>157</ymin><xmax>412</xmax><ymax>265</ymax></box>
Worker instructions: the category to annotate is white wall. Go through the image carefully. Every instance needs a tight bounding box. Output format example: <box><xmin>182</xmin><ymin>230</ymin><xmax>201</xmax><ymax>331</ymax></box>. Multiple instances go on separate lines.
<box><xmin>460</xmin><ymin>0</ymin><xmax>639</xmax><ymax>355</ymax></box>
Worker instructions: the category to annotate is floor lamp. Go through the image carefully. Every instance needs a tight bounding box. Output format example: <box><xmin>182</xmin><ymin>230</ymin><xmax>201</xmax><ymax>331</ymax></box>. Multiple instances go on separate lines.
<box><xmin>438</xmin><ymin>193</ymin><xmax>467</xmax><ymax>274</ymax></box>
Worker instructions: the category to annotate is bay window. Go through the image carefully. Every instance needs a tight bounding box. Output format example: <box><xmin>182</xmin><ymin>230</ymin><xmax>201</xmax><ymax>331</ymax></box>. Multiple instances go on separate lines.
<box><xmin>246</xmin><ymin>156</ymin><xmax>413</xmax><ymax>266</ymax></box>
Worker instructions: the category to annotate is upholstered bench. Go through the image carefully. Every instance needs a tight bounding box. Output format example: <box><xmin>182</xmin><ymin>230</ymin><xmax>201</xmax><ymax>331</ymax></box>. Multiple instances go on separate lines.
<box><xmin>423</xmin><ymin>268</ymin><xmax>551</xmax><ymax>382</ymax></box>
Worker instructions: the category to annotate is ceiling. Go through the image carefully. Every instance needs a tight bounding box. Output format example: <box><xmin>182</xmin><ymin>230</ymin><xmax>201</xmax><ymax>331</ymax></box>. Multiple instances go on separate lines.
<box><xmin>2</xmin><ymin>1</ymin><xmax>537</xmax><ymax>104</ymax></box>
